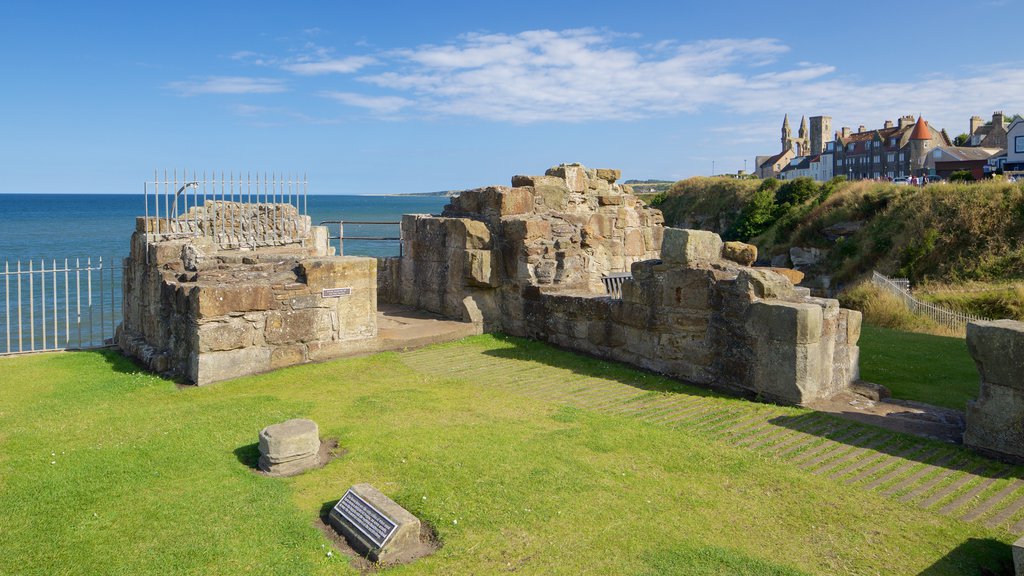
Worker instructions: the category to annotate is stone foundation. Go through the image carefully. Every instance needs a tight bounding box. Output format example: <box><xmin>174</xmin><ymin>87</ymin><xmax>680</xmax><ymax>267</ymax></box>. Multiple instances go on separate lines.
<box><xmin>118</xmin><ymin>203</ymin><xmax>379</xmax><ymax>385</ymax></box>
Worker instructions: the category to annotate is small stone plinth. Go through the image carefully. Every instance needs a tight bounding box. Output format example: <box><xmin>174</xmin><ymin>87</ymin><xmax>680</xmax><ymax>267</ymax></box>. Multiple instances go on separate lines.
<box><xmin>964</xmin><ymin>320</ymin><xmax>1024</xmax><ymax>462</ymax></box>
<box><xmin>258</xmin><ymin>418</ymin><xmax>320</xmax><ymax>477</ymax></box>
<box><xmin>1015</xmin><ymin>534</ymin><xmax>1024</xmax><ymax>576</ymax></box>
<box><xmin>328</xmin><ymin>484</ymin><xmax>421</xmax><ymax>563</ymax></box>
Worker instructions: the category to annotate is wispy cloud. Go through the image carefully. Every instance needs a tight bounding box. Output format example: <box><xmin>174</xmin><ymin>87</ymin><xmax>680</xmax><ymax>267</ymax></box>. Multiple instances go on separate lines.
<box><xmin>320</xmin><ymin>91</ymin><xmax>412</xmax><ymax>115</ymax></box>
<box><xmin>167</xmin><ymin>76</ymin><xmax>287</xmax><ymax>96</ymax></box>
<box><xmin>202</xmin><ymin>29</ymin><xmax>1024</xmax><ymax>130</ymax></box>
<box><xmin>283</xmin><ymin>56</ymin><xmax>377</xmax><ymax>75</ymax></box>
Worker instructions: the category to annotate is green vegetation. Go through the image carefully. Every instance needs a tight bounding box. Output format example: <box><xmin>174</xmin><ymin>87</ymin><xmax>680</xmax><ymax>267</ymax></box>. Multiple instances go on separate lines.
<box><xmin>838</xmin><ymin>282</ymin><xmax>956</xmax><ymax>336</ymax></box>
<box><xmin>858</xmin><ymin>325</ymin><xmax>979</xmax><ymax>411</ymax></box>
<box><xmin>916</xmin><ymin>282</ymin><xmax>1024</xmax><ymax>321</ymax></box>
<box><xmin>0</xmin><ymin>339</ymin><xmax>1014</xmax><ymax>575</ymax></box>
<box><xmin>657</xmin><ymin>177</ymin><xmax>1024</xmax><ymax>286</ymax></box>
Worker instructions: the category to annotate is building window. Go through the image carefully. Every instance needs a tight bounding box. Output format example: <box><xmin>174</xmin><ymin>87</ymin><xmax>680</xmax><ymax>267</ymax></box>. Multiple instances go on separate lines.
<box><xmin>1017</xmin><ymin>135</ymin><xmax>1024</xmax><ymax>153</ymax></box>
<box><xmin>873</xmin><ymin>155</ymin><xmax>880</xmax><ymax>163</ymax></box>
<box><xmin>887</xmin><ymin>153</ymin><xmax>895</xmax><ymax>162</ymax></box>
<box><xmin>899</xmin><ymin>153</ymin><xmax>905</xmax><ymax>161</ymax></box>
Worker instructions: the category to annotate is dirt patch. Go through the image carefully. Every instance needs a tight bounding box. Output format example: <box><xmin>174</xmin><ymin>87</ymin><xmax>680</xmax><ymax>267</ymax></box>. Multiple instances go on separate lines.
<box><xmin>314</xmin><ymin>513</ymin><xmax>441</xmax><ymax>572</ymax></box>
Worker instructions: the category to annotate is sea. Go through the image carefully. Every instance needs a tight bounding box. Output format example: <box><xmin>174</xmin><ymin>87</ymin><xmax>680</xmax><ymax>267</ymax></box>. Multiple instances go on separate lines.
<box><xmin>0</xmin><ymin>193</ymin><xmax>451</xmax><ymax>263</ymax></box>
<box><xmin>0</xmin><ymin>193</ymin><xmax>450</xmax><ymax>353</ymax></box>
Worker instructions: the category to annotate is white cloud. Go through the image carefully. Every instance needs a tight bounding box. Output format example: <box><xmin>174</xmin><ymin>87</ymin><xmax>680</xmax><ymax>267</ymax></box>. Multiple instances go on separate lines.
<box><xmin>208</xmin><ymin>29</ymin><xmax>1024</xmax><ymax>131</ymax></box>
<box><xmin>167</xmin><ymin>76</ymin><xmax>286</xmax><ymax>96</ymax></box>
<box><xmin>321</xmin><ymin>91</ymin><xmax>412</xmax><ymax>115</ymax></box>
<box><xmin>282</xmin><ymin>56</ymin><xmax>376</xmax><ymax>75</ymax></box>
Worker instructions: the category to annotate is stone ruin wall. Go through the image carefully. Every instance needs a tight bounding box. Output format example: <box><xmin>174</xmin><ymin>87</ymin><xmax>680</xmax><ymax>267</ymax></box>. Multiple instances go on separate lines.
<box><xmin>381</xmin><ymin>163</ymin><xmax>861</xmax><ymax>405</ymax></box>
<box><xmin>119</xmin><ymin>203</ymin><xmax>378</xmax><ymax>385</ymax></box>
<box><xmin>964</xmin><ymin>320</ymin><xmax>1024</xmax><ymax>462</ymax></box>
<box><xmin>146</xmin><ymin>201</ymin><xmax>320</xmax><ymax>250</ymax></box>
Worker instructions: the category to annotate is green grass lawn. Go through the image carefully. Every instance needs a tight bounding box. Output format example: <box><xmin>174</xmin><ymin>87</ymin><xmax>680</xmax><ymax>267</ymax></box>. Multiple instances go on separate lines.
<box><xmin>0</xmin><ymin>336</ymin><xmax>1013</xmax><ymax>575</ymax></box>
<box><xmin>858</xmin><ymin>324</ymin><xmax>979</xmax><ymax>411</ymax></box>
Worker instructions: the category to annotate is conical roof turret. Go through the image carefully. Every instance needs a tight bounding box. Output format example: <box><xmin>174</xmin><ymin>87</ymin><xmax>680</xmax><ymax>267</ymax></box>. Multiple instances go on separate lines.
<box><xmin>910</xmin><ymin>115</ymin><xmax>932</xmax><ymax>140</ymax></box>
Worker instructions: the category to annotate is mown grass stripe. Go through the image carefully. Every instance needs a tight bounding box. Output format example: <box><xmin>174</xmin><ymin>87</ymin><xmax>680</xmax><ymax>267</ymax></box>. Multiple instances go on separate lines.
<box><xmin>773</xmin><ymin>422</ymin><xmax>854</xmax><ymax>458</ymax></box>
<box><xmin>918</xmin><ymin>466</ymin><xmax>990</xmax><ymax>509</ymax></box>
<box><xmin>962</xmin><ymin>479</ymin><xmax>1024</xmax><ymax>523</ymax></box>
<box><xmin>815</xmin><ymin>435</ymin><xmax>893</xmax><ymax>477</ymax></box>
<box><xmin>852</xmin><ymin>444</ymin><xmax>940</xmax><ymax>489</ymax></box>
<box><xmin>744</xmin><ymin>417</ymin><xmax>832</xmax><ymax>452</ymax></box>
<box><xmin>797</xmin><ymin>431</ymin><xmax>881</xmax><ymax>470</ymax></box>
<box><xmin>987</xmin><ymin>489</ymin><xmax>1024</xmax><ymax>530</ymax></box>
<box><xmin>939</xmin><ymin>472</ymin><xmax>1010</xmax><ymax>516</ymax></box>
<box><xmin>787</xmin><ymin>427</ymin><xmax>866</xmax><ymax>465</ymax></box>
<box><xmin>883</xmin><ymin>451</ymin><xmax>964</xmax><ymax>496</ymax></box>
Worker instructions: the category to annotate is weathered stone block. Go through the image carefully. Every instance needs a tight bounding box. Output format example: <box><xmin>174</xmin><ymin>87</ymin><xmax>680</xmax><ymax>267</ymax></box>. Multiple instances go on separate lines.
<box><xmin>660</xmin><ymin>228</ymin><xmax>723</xmax><ymax>267</ymax></box>
<box><xmin>465</xmin><ymin>249</ymin><xmax>497</xmax><ymax>287</ymax></box>
<box><xmin>195</xmin><ymin>284</ymin><xmax>275</xmax><ymax>319</ymax></box>
<box><xmin>502</xmin><ymin>187</ymin><xmax>535</xmax><ymax>215</ymax></box>
<box><xmin>1013</xmin><ymin>535</ymin><xmax>1024</xmax><ymax>576</ymax></box>
<box><xmin>546</xmin><ymin>163</ymin><xmax>587</xmax><ymax>192</ymax></box>
<box><xmin>597</xmin><ymin>194</ymin><xmax>624</xmax><ymax>206</ymax></box>
<box><xmin>533</xmin><ymin>176</ymin><xmax>571</xmax><ymax>211</ymax></box>
<box><xmin>964</xmin><ymin>383</ymin><xmax>1024</xmax><ymax>462</ymax></box>
<box><xmin>736</xmin><ymin>269</ymin><xmax>795</xmax><ymax>299</ymax></box>
<box><xmin>270</xmin><ymin>345</ymin><xmax>306</xmax><ymax>369</ymax></box>
<box><xmin>192</xmin><ymin>346</ymin><xmax>271</xmax><ymax>385</ymax></box>
<box><xmin>302</xmin><ymin>257</ymin><xmax>376</xmax><ymax>292</ymax></box>
<box><xmin>967</xmin><ymin>319</ymin><xmax>1024</xmax><ymax>390</ymax></box>
<box><xmin>452</xmin><ymin>219</ymin><xmax>491</xmax><ymax>250</ymax></box>
<box><xmin>328</xmin><ymin>484</ymin><xmax>422</xmax><ymax>563</ymax></box>
<box><xmin>747</xmin><ymin>300</ymin><xmax>823</xmax><ymax>345</ymax></box>
<box><xmin>722</xmin><ymin>241</ymin><xmax>757</xmax><ymax>266</ymax></box>
<box><xmin>265</xmin><ymin>308</ymin><xmax>327</xmax><ymax>344</ymax></box>
<box><xmin>198</xmin><ymin>317</ymin><xmax>255</xmax><ymax>352</ymax></box>
<box><xmin>595</xmin><ymin>168</ymin><xmax>621</xmax><ymax>183</ymax></box>
<box><xmin>258</xmin><ymin>418</ymin><xmax>320</xmax><ymax>476</ymax></box>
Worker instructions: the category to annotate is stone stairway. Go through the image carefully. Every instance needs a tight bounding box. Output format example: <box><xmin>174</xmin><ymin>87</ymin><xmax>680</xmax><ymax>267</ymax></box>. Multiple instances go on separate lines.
<box><xmin>401</xmin><ymin>343</ymin><xmax>1024</xmax><ymax>535</ymax></box>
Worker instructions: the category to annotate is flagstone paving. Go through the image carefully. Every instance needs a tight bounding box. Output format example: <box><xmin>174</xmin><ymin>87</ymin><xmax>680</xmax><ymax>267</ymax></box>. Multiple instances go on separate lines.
<box><xmin>402</xmin><ymin>343</ymin><xmax>1024</xmax><ymax>535</ymax></box>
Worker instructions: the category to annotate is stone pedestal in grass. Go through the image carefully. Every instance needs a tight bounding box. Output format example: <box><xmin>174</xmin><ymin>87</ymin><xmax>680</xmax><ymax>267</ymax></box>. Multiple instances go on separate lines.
<box><xmin>964</xmin><ymin>320</ymin><xmax>1024</xmax><ymax>463</ymax></box>
<box><xmin>328</xmin><ymin>484</ymin><xmax>421</xmax><ymax>563</ymax></box>
<box><xmin>258</xmin><ymin>419</ymin><xmax>320</xmax><ymax>476</ymax></box>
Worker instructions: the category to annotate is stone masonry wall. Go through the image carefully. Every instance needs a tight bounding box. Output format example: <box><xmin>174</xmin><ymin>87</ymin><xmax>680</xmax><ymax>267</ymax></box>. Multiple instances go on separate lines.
<box><xmin>119</xmin><ymin>206</ymin><xmax>377</xmax><ymax>385</ymax></box>
<box><xmin>964</xmin><ymin>320</ymin><xmax>1024</xmax><ymax>462</ymax></box>
<box><xmin>381</xmin><ymin>163</ymin><xmax>860</xmax><ymax>405</ymax></box>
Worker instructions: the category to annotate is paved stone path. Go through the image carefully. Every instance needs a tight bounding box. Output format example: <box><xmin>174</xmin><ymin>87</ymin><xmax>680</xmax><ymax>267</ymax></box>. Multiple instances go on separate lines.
<box><xmin>401</xmin><ymin>343</ymin><xmax>1024</xmax><ymax>535</ymax></box>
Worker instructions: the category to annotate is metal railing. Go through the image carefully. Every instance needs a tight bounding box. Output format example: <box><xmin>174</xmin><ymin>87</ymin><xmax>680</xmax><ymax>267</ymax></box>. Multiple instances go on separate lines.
<box><xmin>320</xmin><ymin>221</ymin><xmax>402</xmax><ymax>257</ymax></box>
<box><xmin>145</xmin><ymin>171</ymin><xmax>308</xmax><ymax>249</ymax></box>
<box><xmin>1</xmin><ymin>257</ymin><xmax>121</xmax><ymax>355</ymax></box>
<box><xmin>601</xmin><ymin>272</ymin><xmax>632</xmax><ymax>299</ymax></box>
<box><xmin>871</xmin><ymin>270</ymin><xmax>988</xmax><ymax>331</ymax></box>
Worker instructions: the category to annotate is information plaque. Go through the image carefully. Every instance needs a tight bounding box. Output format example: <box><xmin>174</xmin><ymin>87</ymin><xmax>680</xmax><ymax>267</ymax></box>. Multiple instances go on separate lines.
<box><xmin>322</xmin><ymin>287</ymin><xmax>352</xmax><ymax>298</ymax></box>
<box><xmin>332</xmin><ymin>489</ymin><xmax>398</xmax><ymax>548</ymax></box>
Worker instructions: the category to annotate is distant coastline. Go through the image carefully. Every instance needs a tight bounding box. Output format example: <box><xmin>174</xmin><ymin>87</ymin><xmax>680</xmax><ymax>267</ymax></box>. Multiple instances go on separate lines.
<box><xmin>377</xmin><ymin>190</ymin><xmax>461</xmax><ymax>198</ymax></box>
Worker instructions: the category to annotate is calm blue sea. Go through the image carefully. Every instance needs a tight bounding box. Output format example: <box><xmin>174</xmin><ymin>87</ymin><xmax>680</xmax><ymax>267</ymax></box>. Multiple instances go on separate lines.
<box><xmin>0</xmin><ymin>193</ymin><xmax>450</xmax><ymax>263</ymax></box>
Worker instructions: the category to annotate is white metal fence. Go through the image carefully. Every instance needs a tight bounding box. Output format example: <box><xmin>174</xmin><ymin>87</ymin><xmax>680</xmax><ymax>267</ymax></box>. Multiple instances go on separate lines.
<box><xmin>144</xmin><ymin>170</ymin><xmax>308</xmax><ymax>249</ymax></box>
<box><xmin>1</xmin><ymin>257</ymin><xmax>120</xmax><ymax>355</ymax></box>
<box><xmin>871</xmin><ymin>270</ymin><xmax>988</xmax><ymax>331</ymax></box>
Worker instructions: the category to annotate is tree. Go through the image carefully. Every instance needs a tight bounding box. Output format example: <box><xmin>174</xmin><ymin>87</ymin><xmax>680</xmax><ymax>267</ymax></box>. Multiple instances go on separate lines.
<box><xmin>949</xmin><ymin>170</ymin><xmax>975</xmax><ymax>182</ymax></box>
<box><xmin>954</xmin><ymin>133</ymin><xmax>970</xmax><ymax>146</ymax></box>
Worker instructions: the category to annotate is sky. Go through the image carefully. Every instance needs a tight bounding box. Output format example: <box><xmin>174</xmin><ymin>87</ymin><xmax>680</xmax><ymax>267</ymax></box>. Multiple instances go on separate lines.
<box><xmin>1</xmin><ymin>0</ymin><xmax>1021</xmax><ymax>194</ymax></box>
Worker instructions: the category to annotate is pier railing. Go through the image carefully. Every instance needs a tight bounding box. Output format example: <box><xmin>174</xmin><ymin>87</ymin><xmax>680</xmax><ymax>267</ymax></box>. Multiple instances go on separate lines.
<box><xmin>1</xmin><ymin>257</ymin><xmax>121</xmax><ymax>355</ymax></box>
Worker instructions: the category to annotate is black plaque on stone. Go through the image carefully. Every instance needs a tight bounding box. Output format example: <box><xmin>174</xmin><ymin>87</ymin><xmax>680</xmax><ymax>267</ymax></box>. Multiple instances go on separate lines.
<box><xmin>332</xmin><ymin>489</ymin><xmax>398</xmax><ymax>548</ymax></box>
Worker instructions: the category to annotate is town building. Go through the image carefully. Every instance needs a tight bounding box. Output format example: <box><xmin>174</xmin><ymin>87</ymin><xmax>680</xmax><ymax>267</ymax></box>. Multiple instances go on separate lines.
<box><xmin>832</xmin><ymin>115</ymin><xmax>951</xmax><ymax>180</ymax></box>
<box><xmin>965</xmin><ymin>112</ymin><xmax>1009</xmax><ymax>149</ymax></box>
<box><xmin>1006</xmin><ymin>117</ymin><xmax>1024</xmax><ymax>174</ymax></box>
<box><xmin>927</xmin><ymin>146</ymin><xmax>1003</xmax><ymax>180</ymax></box>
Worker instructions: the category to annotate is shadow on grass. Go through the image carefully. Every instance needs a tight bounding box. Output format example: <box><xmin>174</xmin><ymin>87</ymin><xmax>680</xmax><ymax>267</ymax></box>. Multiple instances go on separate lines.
<box><xmin>763</xmin><ymin>412</ymin><xmax>1022</xmax><ymax>481</ymax></box>
<box><xmin>480</xmin><ymin>333</ymin><xmax>739</xmax><ymax>401</ymax></box>
<box><xmin>915</xmin><ymin>537</ymin><xmax>1012</xmax><ymax>576</ymax></box>
<box><xmin>234</xmin><ymin>442</ymin><xmax>260</xmax><ymax>469</ymax></box>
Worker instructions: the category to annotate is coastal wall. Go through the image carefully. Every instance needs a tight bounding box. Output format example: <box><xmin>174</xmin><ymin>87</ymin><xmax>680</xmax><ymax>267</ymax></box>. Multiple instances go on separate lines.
<box><xmin>119</xmin><ymin>204</ymin><xmax>378</xmax><ymax>385</ymax></box>
<box><xmin>964</xmin><ymin>320</ymin><xmax>1024</xmax><ymax>462</ymax></box>
<box><xmin>380</xmin><ymin>163</ymin><xmax>860</xmax><ymax>405</ymax></box>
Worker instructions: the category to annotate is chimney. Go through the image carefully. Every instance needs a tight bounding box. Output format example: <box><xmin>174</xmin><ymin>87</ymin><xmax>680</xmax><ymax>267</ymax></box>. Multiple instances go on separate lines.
<box><xmin>858</xmin><ymin>125</ymin><xmax>866</xmax><ymax>133</ymax></box>
<box><xmin>841</xmin><ymin>127</ymin><xmax>851</xmax><ymax>138</ymax></box>
<box><xmin>884</xmin><ymin>120</ymin><xmax>894</xmax><ymax>129</ymax></box>
<box><xmin>970</xmin><ymin>115</ymin><xmax>984</xmax><ymax>134</ymax></box>
<box><xmin>994</xmin><ymin>111</ymin><xmax>1005</xmax><ymax>128</ymax></box>
<box><xmin>899</xmin><ymin>115</ymin><xmax>914</xmax><ymax>129</ymax></box>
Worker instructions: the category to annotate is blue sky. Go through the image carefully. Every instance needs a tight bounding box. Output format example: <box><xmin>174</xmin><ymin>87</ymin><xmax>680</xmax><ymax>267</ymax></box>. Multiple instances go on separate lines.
<box><xmin>1</xmin><ymin>0</ymin><xmax>1020</xmax><ymax>194</ymax></box>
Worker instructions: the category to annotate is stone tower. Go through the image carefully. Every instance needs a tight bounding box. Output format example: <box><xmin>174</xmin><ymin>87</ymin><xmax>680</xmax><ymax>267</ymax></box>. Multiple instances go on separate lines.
<box><xmin>781</xmin><ymin>114</ymin><xmax>792</xmax><ymax>153</ymax></box>
<box><xmin>909</xmin><ymin>115</ymin><xmax>932</xmax><ymax>176</ymax></box>
<box><xmin>810</xmin><ymin>116</ymin><xmax>833</xmax><ymax>155</ymax></box>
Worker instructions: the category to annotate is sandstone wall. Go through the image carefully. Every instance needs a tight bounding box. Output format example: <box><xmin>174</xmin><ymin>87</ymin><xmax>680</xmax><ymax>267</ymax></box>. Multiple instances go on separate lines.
<box><xmin>119</xmin><ymin>206</ymin><xmax>377</xmax><ymax>385</ymax></box>
<box><xmin>381</xmin><ymin>163</ymin><xmax>860</xmax><ymax>405</ymax></box>
<box><xmin>142</xmin><ymin>201</ymin><xmax>319</xmax><ymax>250</ymax></box>
<box><xmin>964</xmin><ymin>320</ymin><xmax>1024</xmax><ymax>462</ymax></box>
